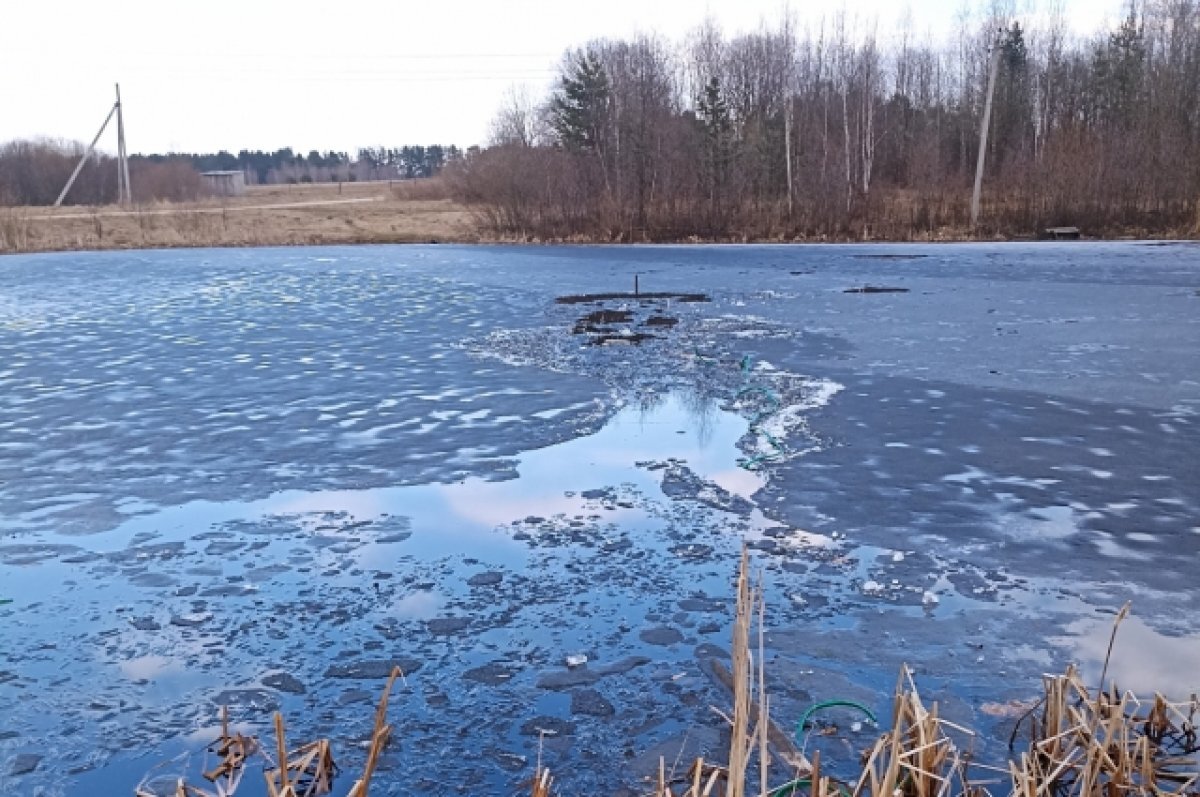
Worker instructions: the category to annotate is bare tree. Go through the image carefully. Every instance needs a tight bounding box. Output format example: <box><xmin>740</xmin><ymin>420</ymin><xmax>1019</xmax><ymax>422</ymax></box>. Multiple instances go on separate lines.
<box><xmin>488</xmin><ymin>85</ymin><xmax>543</xmax><ymax>148</ymax></box>
<box><xmin>449</xmin><ymin>0</ymin><xmax>1200</xmax><ymax>241</ymax></box>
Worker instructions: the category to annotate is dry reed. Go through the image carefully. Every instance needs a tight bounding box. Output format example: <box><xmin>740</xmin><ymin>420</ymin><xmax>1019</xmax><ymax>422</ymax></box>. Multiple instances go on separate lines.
<box><xmin>134</xmin><ymin>555</ymin><xmax>1197</xmax><ymax>797</ymax></box>
<box><xmin>345</xmin><ymin>665</ymin><xmax>405</xmax><ymax>797</ymax></box>
<box><xmin>136</xmin><ymin>665</ymin><xmax>406</xmax><ymax>797</ymax></box>
<box><xmin>603</xmin><ymin>559</ymin><xmax>1197</xmax><ymax>797</ymax></box>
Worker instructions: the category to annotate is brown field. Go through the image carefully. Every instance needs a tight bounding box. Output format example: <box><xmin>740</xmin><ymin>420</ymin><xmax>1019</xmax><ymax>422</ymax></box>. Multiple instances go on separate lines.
<box><xmin>0</xmin><ymin>179</ymin><xmax>478</xmax><ymax>255</ymax></box>
<box><xmin>4</xmin><ymin>178</ymin><xmax>1195</xmax><ymax>255</ymax></box>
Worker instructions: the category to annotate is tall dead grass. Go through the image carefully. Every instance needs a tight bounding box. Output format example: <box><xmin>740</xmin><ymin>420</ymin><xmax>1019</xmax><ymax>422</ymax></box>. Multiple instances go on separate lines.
<box><xmin>389</xmin><ymin>177</ymin><xmax>451</xmax><ymax>202</ymax></box>
<box><xmin>630</xmin><ymin>553</ymin><xmax>1197</xmax><ymax>797</ymax></box>
<box><xmin>0</xmin><ymin>208</ymin><xmax>31</xmax><ymax>251</ymax></box>
<box><xmin>131</xmin><ymin>550</ymin><xmax>1197</xmax><ymax>797</ymax></box>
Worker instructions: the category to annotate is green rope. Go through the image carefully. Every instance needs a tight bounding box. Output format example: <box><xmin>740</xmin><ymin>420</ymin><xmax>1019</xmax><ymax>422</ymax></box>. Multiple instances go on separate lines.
<box><xmin>795</xmin><ymin>700</ymin><xmax>879</xmax><ymax>743</ymax></box>
<box><xmin>736</xmin><ymin>355</ymin><xmax>787</xmax><ymax>471</ymax></box>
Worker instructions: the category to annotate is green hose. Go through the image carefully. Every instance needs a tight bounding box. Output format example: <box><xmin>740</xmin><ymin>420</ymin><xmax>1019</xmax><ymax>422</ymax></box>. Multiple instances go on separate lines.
<box><xmin>736</xmin><ymin>355</ymin><xmax>787</xmax><ymax>471</ymax></box>
<box><xmin>795</xmin><ymin>700</ymin><xmax>879</xmax><ymax>743</ymax></box>
<box><xmin>769</xmin><ymin>779</ymin><xmax>813</xmax><ymax>797</ymax></box>
<box><xmin>768</xmin><ymin>700</ymin><xmax>877</xmax><ymax>797</ymax></box>
<box><xmin>769</xmin><ymin>779</ymin><xmax>854</xmax><ymax>797</ymax></box>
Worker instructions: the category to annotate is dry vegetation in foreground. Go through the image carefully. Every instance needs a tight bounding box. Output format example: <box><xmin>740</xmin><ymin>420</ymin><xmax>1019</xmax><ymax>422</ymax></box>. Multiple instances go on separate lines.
<box><xmin>0</xmin><ymin>179</ymin><xmax>476</xmax><ymax>255</ymax></box>
<box><xmin>134</xmin><ymin>549</ymin><xmax>1198</xmax><ymax>797</ymax></box>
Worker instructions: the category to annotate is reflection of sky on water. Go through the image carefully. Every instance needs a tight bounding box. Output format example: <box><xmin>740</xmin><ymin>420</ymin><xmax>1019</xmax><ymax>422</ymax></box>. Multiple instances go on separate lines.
<box><xmin>119</xmin><ymin>654</ymin><xmax>182</xmax><ymax>681</ymax></box>
<box><xmin>0</xmin><ymin>390</ymin><xmax>757</xmax><ymax>771</ymax></box>
<box><xmin>388</xmin><ymin>590</ymin><xmax>443</xmax><ymax>620</ymax></box>
<box><xmin>304</xmin><ymin>392</ymin><xmax>760</xmax><ymax>570</ymax></box>
<box><xmin>1055</xmin><ymin>616</ymin><xmax>1200</xmax><ymax>698</ymax></box>
<box><xmin>443</xmin><ymin>392</ymin><xmax>759</xmax><ymax>521</ymax></box>
<box><xmin>80</xmin><ymin>392</ymin><xmax>755</xmax><ymax>570</ymax></box>
<box><xmin>709</xmin><ymin>468</ymin><xmax>765</xmax><ymax>499</ymax></box>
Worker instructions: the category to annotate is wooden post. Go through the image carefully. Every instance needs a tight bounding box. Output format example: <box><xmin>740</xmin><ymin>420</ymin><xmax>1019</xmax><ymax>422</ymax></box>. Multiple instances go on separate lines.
<box><xmin>54</xmin><ymin>103</ymin><xmax>119</xmax><ymax>207</ymax></box>
<box><xmin>785</xmin><ymin>95</ymin><xmax>794</xmax><ymax>217</ymax></box>
<box><xmin>116</xmin><ymin>84</ymin><xmax>132</xmax><ymax>206</ymax></box>
<box><xmin>971</xmin><ymin>45</ymin><xmax>1002</xmax><ymax>231</ymax></box>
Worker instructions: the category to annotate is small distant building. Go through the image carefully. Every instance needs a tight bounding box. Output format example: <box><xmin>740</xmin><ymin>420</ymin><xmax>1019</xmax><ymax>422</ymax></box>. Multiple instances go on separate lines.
<box><xmin>200</xmin><ymin>170</ymin><xmax>246</xmax><ymax>197</ymax></box>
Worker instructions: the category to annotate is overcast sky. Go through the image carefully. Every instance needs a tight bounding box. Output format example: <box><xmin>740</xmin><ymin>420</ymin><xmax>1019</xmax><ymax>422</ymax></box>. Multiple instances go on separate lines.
<box><xmin>1</xmin><ymin>0</ymin><xmax>1126</xmax><ymax>156</ymax></box>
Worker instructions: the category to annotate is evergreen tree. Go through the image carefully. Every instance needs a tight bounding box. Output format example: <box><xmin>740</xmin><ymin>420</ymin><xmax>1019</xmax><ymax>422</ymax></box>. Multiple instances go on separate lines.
<box><xmin>696</xmin><ymin>77</ymin><xmax>733</xmax><ymax>223</ymax></box>
<box><xmin>548</xmin><ymin>49</ymin><xmax>612</xmax><ymax>154</ymax></box>
<box><xmin>1095</xmin><ymin>10</ymin><xmax>1145</xmax><ymax>127</ymax></box>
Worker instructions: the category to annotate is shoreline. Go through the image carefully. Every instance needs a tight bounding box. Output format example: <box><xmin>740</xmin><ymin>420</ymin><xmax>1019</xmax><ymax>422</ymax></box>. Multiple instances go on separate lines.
<box><xmin>3</xmin><ymin>182</ymin><xmax>1196</xmax><ymax>256</ymax></box>
<box><xmin>4</xmin><ymin>226</ymin><xmax>1196</xmax><ymax>257</ymax></box>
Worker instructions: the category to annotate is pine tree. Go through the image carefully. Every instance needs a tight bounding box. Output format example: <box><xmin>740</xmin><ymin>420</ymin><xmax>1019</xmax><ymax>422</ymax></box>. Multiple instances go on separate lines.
<box><xmin>696</xmin><ymin>77</ymin><xmax>733</xmax><ymax>225</ymax></box>
<box><xmin>548</xmin><ymin>49</ymin><xmax>612</xmax><ymax>154</ymax></box>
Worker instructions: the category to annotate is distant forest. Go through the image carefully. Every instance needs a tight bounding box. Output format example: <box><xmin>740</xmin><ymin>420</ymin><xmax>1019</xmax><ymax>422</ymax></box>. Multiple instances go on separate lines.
<box><xmin>0</xmin><ymin>143</ymin><xmax>463</xmax><ymax>206</ymax></box>
<box><xmin>141</xmin><ymin>145</ymin><xmax>465</xmax><ymax>185</ymax></box>
<box><xmin>452</xmin><ymin>2</ymin><xmax>1200</xmax><ymax>240</ymax></box>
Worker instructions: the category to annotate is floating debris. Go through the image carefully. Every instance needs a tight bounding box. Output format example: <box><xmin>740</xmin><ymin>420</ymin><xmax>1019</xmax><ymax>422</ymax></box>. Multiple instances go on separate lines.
<box><xmin>843</xmin><ymin>285</ymin><xmax>911</xmax><ymax>294</ymax></box>
<box><xmin>572</xmin><ymin>309</ymin><xmax>634</xmax><ymax>334</ymax></box>
<box><xmin>555</xmin><ymin>292</ymin><xmax>710</xmax><ymax>304</ymax></box>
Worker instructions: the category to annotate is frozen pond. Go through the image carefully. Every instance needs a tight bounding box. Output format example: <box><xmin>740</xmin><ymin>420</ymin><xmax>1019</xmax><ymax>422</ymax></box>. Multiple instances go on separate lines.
<box><xmin>1</xmin><ymin>243</ymin><xmax>1198</xmax><ymax>795</ymax></box>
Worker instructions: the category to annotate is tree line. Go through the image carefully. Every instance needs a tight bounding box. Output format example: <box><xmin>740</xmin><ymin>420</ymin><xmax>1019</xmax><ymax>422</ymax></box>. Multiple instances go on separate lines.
<box><xmin>451</xmin><ymin>1</ymin><xmax>1200</xmax><ymax>240</ymax></box>
<box><xmin>0</xmin><ymin>142</ymin><xmax>463</xmax><ymax>206</ymax></box>
<box><xmin>0</xmin><ymin>140</ymin><xmax>206</xmax><ymax>206</ymax></box>
<box><xmin>142</xmin><ymin>145</ymin><xmax>464</xmax><ymax>185</ymax></box>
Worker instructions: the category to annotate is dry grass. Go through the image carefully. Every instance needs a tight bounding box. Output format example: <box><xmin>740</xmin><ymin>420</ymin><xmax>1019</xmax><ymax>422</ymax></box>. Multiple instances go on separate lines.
<box><xmin>429</xmin><ymin>557</ymin><xmax>1167</xmax><ymax>797</ymax></box>
<box><xmin>851</xmin><ymin>667</ymin><xmax>973</xmax><ymax>797</ymax></box>
<box><xmin>612</xmin><ymin>554</ymin><xmax>1198</xmax><ymax>797</ymax></box>
<box><xmin>390</xmin><ymin>177</ymin><xmax>452</xmax><ymax>202</ymax></box>
<box><xmin>645</xmin><ymin>546</ymin><xmax>808</xmax><ymax>797</ymax></box>
<box><xmin>0</xmin><ymin>180</ymin><xmax>475</xmax><ymax>254</ymax></box>
<box><xmin>136</xmin><ymin>667</ymin><xmax>406</xmax><ymax>797</ymax></box>
<box><xmin>0</xmin><ymin>207</ymin><xmax>32</xmax><ymax>251</ymax></box>
<box><xmin>131</xmin><ymin>552</ymin><xmax>1197</xmax><ymax>797</ymax></box>
<box><xmin>1007</xmin><ymin>604</ymin><xmax>1200</xmax><ymax>797</ymax></box>
<box><xmin>6</xmin><ymin>181</ymin><xmax>1196</xmax><ymax>254</ymax></box>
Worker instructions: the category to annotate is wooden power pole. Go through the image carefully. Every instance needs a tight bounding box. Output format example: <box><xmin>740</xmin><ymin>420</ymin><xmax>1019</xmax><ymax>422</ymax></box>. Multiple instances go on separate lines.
<box><xmin>970</xmin><ymin>45</ymin><xmax>1002</xmax><ymax>231</ymax></box>
<box><xmin>55</xmin><ymin>84</ymin><xmax>132</xmax><ymax>208</ymax></box>
<box><xmin>116</xmin><ymin>84</ymin><xmax>131</xmax><ymax>206</ymax></box>
<box><xmin>785</xmin><ymin>95</ymin><xmax>794</xmax><ymax>216</ymax></box>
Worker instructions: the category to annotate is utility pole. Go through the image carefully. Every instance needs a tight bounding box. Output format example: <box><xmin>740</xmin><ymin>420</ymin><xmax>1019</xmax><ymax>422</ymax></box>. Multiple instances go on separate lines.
<box><xmin>116</xmin><ymin>84</ymin><xmax>132</xmax><ymax>206</ymax></box>
<box><xmin>970</xmin><ymin>43</ymin><xmax>1003</xmax><ymax>231</ymax></box>
<box><xmin>54</xmin><ymin>85</ymin><xmax>132</xmax><ymax>208</ymax></box>
<box><xmin>785</xmin><ymin>95</ymin><xmax>794</xmax><ymax>216</ymax></box>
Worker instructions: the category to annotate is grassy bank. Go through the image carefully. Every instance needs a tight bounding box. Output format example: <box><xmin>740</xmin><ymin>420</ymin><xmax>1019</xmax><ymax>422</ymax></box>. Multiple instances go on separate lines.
<box><xmin>0</xmin><ymin>180</ymin><xmax>477</xmax><ymax>254</ymax></box>
<box><xmin>3</xmin><ymin>180</ymin><xmax>1197</xmax><ymax>255</ymax></box>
